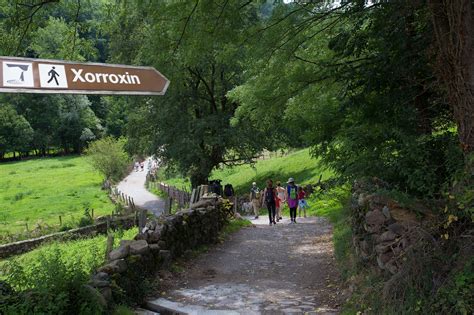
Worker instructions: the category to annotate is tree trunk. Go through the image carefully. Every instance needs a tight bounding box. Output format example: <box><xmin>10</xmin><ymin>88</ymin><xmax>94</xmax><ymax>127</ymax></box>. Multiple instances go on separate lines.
<box><xmin>190</xmin><ymin>172</ymin><xmax>209</xmax><ymax>189</ymax></box>
<box><xmin>428</xmin><ymin>0</ymin><xmax>474</xmax><ymax>154</ymax></box>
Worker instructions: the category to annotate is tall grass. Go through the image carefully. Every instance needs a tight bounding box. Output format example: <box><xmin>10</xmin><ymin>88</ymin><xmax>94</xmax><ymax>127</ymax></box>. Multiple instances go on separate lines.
<box><xmin>0</xmin><ymin>227</ymin><xmax>138</xmax><ymax>314</ymax></box>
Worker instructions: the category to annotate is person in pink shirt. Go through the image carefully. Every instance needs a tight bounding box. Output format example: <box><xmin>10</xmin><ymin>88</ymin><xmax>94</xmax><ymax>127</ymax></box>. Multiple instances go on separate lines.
<box><xmin>286</xmin><ymin>178</ymin><xmax>299</xmax><ymax>223</ymax></box>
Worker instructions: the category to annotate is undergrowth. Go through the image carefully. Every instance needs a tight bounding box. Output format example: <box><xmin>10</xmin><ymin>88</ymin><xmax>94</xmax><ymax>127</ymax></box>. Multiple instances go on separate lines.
<box><xmin>0</xmin><ymin>227</ymin><xmax>138</xmax><ymax>314</ymax></box>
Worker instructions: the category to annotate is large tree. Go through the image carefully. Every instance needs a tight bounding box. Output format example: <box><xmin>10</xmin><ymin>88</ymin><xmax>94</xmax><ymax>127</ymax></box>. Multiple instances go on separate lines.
<box><xmin>109</xmin><ymin>1</ymin><xmax>271</xmax><ymax>186</ymax></box>
<box><xmin>428</xmin><ymin>0</ymin><xmax>474</xmax><ymax>155</ymax></box>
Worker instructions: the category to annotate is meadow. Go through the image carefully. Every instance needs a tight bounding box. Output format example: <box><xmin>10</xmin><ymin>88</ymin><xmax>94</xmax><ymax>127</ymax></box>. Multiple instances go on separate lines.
<box><xmin>0</xmin><ymin>156</ymin><xmax>115</xmax><ymax>241</ymax></box>
<box><xmin>160</xmin><ymin>148</ymin><xmax>334</xmax><ymax>194</ymax></box>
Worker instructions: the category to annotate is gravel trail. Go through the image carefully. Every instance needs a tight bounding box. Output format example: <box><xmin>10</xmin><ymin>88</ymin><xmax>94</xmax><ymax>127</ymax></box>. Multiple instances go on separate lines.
<box><xmin>116</xmin><ymin>160</ymin><xmax>165</xmax><ymax>216</ymax></box>
<box><xmin>148</xmin><ymin>216</ymin><xmax>345</xmax><ymax>314</ymax></box>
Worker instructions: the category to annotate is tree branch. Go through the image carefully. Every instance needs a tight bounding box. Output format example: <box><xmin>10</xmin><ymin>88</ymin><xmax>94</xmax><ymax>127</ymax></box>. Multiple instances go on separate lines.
<box><xmin>174</xmin><ymin>0</ymin><xmax>199</xmax><ymax>53</ymax></box>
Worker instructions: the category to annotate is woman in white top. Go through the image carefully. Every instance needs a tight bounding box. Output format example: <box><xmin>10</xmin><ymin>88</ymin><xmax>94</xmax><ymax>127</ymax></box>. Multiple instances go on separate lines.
<box><xmin>275</xmin><ymin>181</ymin><xmax>286</xmax><ymax>221</ymax></box>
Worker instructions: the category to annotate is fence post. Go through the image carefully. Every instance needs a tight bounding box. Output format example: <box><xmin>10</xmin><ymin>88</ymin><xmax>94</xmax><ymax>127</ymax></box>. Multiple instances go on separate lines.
<box><xmin>105</xmin><ymin>233</ymin><xmax>114</xmax><ymax>261</ymax></box>
<box><xmin>138</xmin><ymin>209</ymin><xmax>147</xmax><ymax>233</ymax></box>
<box><xmin>59</xmin><ymin>215</ymin><xmax>62</xmax><ymax>226</ymax></box>
<box><xmin>234</xmin><ymin>195</ymin><xmax>237</xmax><ymax>214</ymax></box>
<box><xmin>190</xmin><ymin>188</ymin><xmax>196</xmax><ymax>206</ymax></box>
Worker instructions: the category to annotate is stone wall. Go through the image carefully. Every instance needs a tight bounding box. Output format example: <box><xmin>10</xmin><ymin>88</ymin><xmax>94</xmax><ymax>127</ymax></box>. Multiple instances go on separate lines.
<box><xmin>350</xmin><ymin>178</ymin><xmax>435</xmax><ymax>274</ymax></box>
<box><xmin>86</xmin><ymin>198</ymin><xmax>230</xmax><ymax>309</ymax></box>
<box><xmin>0</xmin><ymin>216</ymin><xmax>136</xmax><ymax>259</ymax></box>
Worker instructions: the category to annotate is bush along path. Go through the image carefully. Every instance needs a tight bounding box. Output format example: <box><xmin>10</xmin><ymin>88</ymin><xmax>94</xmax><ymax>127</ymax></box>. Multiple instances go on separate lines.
<box><xmin>145</xmin><ymin>216</ymin><xmax>346</xmax><ymax>314</ymax></box>
<box><xmin>117</xmin><ymin>158</ymin><xmax>165</xmax><ymax>216</ymax></box>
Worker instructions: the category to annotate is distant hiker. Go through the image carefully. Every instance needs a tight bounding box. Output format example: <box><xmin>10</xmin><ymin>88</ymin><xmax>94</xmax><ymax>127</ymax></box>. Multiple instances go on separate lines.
<box><xmin>298</xmin><ymin>186</ymin><xmax>308</xmax><ymax>218</ymax></box>
<box><xmin>275</xmin><ymin>181</ymin><xmax>286</xmax><ymax>222</ymax></box>
<box><xmin>263</xmin><ymin>179</ymin><xmax>277</xmax><ymax>225</ymax></box>
<box><xmin>286</xmin><ymin>178</ymin><xmax>298</xmax><ymax>223</ymax></box>
<box><xmin>134</xmin><ymin>161</ymin><xmax>140</xmax><ymax>172</ymax></box>
<box><xmin>210</xmin><ymin>179</ymin><xmax>222</xmax><ymax>195</ymax></box>
<box><xmin>249</xmin><ymin>182</ymin><xmax>261</xmax><ymax>219</ymax></box>
<box><xmin>140</xmin><ymin>161</ymin><xmax>144</xmax><ymax>171</ymax></box>
<box><xmin>224</xmin><ymin>183</ymin><xmax>234</xmax><ymax>198</ymax></box>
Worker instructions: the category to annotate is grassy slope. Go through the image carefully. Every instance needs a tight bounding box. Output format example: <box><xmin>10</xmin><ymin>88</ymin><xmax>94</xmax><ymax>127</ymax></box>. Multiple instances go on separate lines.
<box><xmin>0</xmin><ymin>227</ymin><xmax>138</xmax><ymax>287</ymax></box>
<box><xmin>0</xmin><ymin>156</ymin><xmax>115</xmax><ymax>236</ymax></box>
<box><xmin>162</xmin><ymin>148</ymin><xmax>334</xmax><ymax>195</ymax></box>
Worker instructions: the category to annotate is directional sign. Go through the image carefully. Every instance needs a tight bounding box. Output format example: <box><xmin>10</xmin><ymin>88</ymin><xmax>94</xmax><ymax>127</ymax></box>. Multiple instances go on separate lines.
<box><xmin>0</xmin><ymin>56</ymin><xmax>169</xmax><ymax>95</ymax></box>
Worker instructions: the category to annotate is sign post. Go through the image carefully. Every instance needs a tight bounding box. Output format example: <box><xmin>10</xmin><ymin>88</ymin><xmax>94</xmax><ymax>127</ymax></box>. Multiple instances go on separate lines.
<box><xmin>0</xmin><ymin>56</ymin><xmax>169</xmax><ymax>95</ymax></box>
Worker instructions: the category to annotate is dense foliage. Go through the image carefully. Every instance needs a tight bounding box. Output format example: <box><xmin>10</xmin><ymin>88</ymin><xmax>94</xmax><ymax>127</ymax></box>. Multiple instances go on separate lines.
<box><xmin>230</xmin><ymin>1</ymin><xmax>466</xmax><ymax>197</ymax></box>
<box><xmin>0</xmin><ymin>228</ymin><xmax>138</xmax><ymax>314</ymax></box>
<box><xmin>86</xmin><ymin>137</ymin><xmax>129</xmax><ymax>182</ymax></box>
<box><xmin>0</xmin><ymin>0</ymin><xmax>114</xmax><ymax>158</ymax></box>
<box><xmin>106</xmin><ymin>1</ymin><xmax>274</xmax><ymax>186</ymax></box>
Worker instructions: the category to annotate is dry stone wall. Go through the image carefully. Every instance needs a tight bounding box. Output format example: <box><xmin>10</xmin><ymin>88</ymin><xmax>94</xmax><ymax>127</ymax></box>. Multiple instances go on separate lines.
<box><xmin>351</xmin><ymin>178</ymin><xmax>435</xmax><ymax>275</ymax></box>
<box><xmin>86</xmin><ymin>198</ymin><xmax>230</xmax><ymax>309</ymax></box>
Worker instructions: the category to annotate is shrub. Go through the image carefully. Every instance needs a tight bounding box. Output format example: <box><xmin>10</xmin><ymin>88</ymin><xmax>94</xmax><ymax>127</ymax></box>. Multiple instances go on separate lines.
<box><xmin>85</xmin><ymin>137</ymin><xmax>130</xmax><ymax>182</ymax></box>
<box><xmin>0</xmin><ymin>247</ymin><xmax>104</xmax><ymax>314</ymax></box>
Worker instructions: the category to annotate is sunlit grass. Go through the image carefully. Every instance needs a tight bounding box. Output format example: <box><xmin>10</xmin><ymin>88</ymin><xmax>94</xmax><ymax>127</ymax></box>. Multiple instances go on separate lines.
<box><xmin>0</xmin><ymin>156</ymin><xmax>115</xmax><ymax>239</ymax></box>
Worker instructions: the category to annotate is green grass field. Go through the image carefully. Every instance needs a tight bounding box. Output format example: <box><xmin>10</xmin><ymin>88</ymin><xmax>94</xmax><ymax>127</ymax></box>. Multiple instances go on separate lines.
<box><xmin>160</xmin><ymin>148</ymin><xmax>334</xmax><ymax>195</ymax></box>
<box><xmin>0</xmin><ymin>156</ymin><xmax>115</xmax><ymax>240</ymax></box>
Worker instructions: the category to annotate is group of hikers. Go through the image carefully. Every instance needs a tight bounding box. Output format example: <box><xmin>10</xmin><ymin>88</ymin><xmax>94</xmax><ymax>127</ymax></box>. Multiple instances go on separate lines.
<box><xmin>250</xmin><ymin>178</ymin><xmax>309</xmax><ymax>225</ymax></box>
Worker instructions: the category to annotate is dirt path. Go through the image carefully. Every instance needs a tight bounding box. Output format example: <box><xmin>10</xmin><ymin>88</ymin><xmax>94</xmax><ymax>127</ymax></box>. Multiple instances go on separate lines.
<box><xmin>116</xmin><ymin>159</ymin><xmax>165</xmax><ymax>216</ymax></box>
<box><xmin>146</xmin><ymin>216</ymin><xmax>345</xmax><ymax>314</ymax></box>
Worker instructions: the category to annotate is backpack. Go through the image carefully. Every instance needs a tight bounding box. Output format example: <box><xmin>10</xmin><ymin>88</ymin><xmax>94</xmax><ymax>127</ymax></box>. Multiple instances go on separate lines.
<box><xmin>224</xmin><ymin>184</ymin><xmax>234</xmax><ymax>197</ymax></box>
<box><xmin>265</xmin><ymin>188</ymin><xmax>274</xmax><ymax>203</ymax></box>
<box><xmin>288</xmin><ymin>186</ymin><xmax>297</xmax><ymax>200</ymax></box>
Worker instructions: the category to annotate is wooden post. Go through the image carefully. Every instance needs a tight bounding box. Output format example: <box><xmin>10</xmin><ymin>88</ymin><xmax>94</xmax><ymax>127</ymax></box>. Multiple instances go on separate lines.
<box><xmin>138</xmin><ymin>209</ymin><xmax>147</xmax><ymax>232</ymax></box>
<box><xmin>59</xmin><ymin>215</ymin><xmax>62</xmax><ymax>226</ymax></box>
<box><xmin>105</xmin><ymin>233</ymin><xmax>114</xmax><ymax>261</ymax></box>
<box><xmin>234</xmin><ymin>195</ymin><xmax>237</xmax><ymax>214</ymax></box>
<box><xmin>190</xmin><ymin>188</ymin><xmax>196</xmax><ymax>206</ymax></box>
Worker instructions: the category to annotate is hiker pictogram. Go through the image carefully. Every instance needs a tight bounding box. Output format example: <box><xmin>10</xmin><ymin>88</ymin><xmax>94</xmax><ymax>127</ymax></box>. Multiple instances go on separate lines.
<box><xmin>47</xmin><ymin>66</ymin><xmax>60</xmax><ymax>85</ymax></box>
<box><xmin>38</xmin><ymin>64</ymin><xmax>68</xmax><ymax>88</ymax></box>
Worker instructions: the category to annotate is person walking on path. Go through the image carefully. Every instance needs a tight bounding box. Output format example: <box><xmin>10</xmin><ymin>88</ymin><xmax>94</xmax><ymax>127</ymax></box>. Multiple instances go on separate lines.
<box><xmin>298</xmin><ymin>186</ymin><xmax>308</xmax><ymax>218</ymax></box>
<box><xmin>275</xmin><ymin>181</ymin><xmax>286</xmax><ymax>222</ymax></box>
<box><xmin>263</xmin><ymin>179</ymin><xmax>277</xmax><ymax>225</ymax></box>
<box><xmin>286</xmin><ymin>178</ymin><xmax>299</xmax><ymax>223</ymax></box>
<box><xmin>249</xmin><ymin>182</ymin><xmax>261</xmax><ymax>219</ymax></box>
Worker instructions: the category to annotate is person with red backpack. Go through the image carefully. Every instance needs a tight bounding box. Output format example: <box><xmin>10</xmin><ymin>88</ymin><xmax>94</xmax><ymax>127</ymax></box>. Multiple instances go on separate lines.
<box><xmin>286</xmin><ymin>178</ymin><xmax>299</xmax><ymax>223</ymax></box>
<box><xmin>262</xmin><ymin>179</ymin><xmax>278</xmax><ymax>225</ymax></box>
